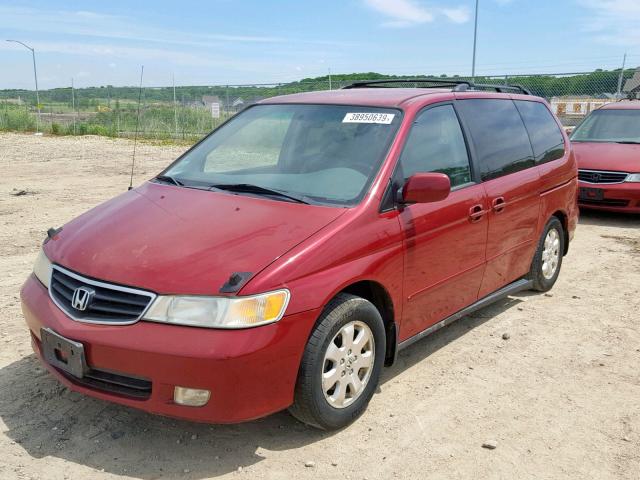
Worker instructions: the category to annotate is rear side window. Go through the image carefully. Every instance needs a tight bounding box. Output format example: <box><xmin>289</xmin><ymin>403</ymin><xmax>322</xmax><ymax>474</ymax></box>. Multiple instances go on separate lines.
<box><xmin>457</xmin><ymin>99</ymin><xmax>534</xmax><ymax>181</ymax></box>
<box><xmin>398</xmin><ymin>104</ymin><xmax>472</xmax><ymax>187</ymax></box>
<box><xmin>515</xmin><ymin>100</ymin><xmax>565</xmax><ymax>163</ymax></box>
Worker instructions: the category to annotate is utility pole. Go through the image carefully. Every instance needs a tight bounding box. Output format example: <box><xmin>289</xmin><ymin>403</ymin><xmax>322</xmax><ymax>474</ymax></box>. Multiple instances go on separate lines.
<box><xmin>616</xmin><ymin>52</ymin><xmax>627</xmax><ymax>98</ymax></box>
<box><xmin>328</xmin><ymin>68</ymin><xmax>332</xmax><ymax>90</ymax></box>
<box><xmin>471</xmin><ymin>0</ymin><xmax>479</xmax><ymax>83</ymax></box>
<box><xmin>7</xmin><ymin>39</ymin><xmax>41</xmax><ymax>133</ymax></box>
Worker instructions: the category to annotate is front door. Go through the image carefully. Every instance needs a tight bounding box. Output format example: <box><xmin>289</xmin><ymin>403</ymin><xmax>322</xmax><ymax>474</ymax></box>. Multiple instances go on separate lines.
<box><xmin>397</xmin><ymin>103</ymin><xmax>488</xmax><ymax>341</ymax></box>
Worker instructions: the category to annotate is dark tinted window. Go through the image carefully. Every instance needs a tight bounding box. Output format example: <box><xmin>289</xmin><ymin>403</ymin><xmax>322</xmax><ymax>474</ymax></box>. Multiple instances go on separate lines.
<box><xmin>399</xmin><ymin>105</ymin><xmax>472</xmax><ymax>187</ymax></box>
<box><xmin>515</xmin><ymin>100</ymin><xmax>565</xmax><ymax>163</ymax></box>
<box><xmin>457</xmin><ymin>99</ymin><xmax>534</xmax><ymax>181</ymax></box>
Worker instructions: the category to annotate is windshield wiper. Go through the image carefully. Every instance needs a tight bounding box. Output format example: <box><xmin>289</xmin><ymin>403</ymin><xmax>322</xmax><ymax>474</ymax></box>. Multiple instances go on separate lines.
<box><xmin>154</xmin><ymin>175</ymin><xmax>183</xmax><ymax>186</ymax></box>
<box><xmin>615</xmin><ymin>141</ymin><xmax>640</xmax><ymax>144</ymax></box>
<box><xmin>210</xmin><ymin>183</ymin><xmax>311</xmax><ymax>204</ymax></box>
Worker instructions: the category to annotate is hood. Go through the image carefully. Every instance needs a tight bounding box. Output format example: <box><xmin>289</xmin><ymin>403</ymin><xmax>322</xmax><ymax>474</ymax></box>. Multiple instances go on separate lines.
<box><xmin>44</xmin><ymin>182</ymin><xmax>346</xmax><ymax>295</ymax></box>
<box><xmin>573</xmin><ymin>142</ymin><xmax>640</xmax><ymax>173</ymax></box>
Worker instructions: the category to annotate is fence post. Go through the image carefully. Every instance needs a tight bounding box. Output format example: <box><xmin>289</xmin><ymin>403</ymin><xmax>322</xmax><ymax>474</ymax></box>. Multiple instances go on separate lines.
<box><xmin>181</xmin><ymin>93</ymin><xmax>185</xmax><ymax>140</ymax></box>
<box><xmin>616</xmin><ymin>53</ymin><xmax>627</xmax><ymax>97</ymax></box>
<box><xmin>71</xmin><ymin>78</ymin><xmax>77</xmax><ymax>135</ymax></box>
<box><xmin>173</xmin><ymin>74</ymin><xmax>178</xmax><ymax>138</ymax></box>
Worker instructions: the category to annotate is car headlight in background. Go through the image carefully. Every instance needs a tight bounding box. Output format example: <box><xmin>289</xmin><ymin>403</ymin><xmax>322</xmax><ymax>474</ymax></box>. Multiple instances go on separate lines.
<box><xmin>625</xmin><ymin>173</ymin><xmax>640</xmax><ymax>183</ymax></box>
<box><xmin>142</xmin><ymin>289</ymin><xmax>290</xmax><ymax>329</ymax></box>
<box><xmin>33</xmin><ymin>248</ymin><xmax>53</xmax><ymax>288</ymax></box>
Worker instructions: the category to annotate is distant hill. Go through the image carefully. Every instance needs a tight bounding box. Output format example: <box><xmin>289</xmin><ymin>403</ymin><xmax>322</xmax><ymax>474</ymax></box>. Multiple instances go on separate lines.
<box><xmin>0</xmin><ymin>69</ymin><xmax>636</xmax><ymax>106</ymax></box>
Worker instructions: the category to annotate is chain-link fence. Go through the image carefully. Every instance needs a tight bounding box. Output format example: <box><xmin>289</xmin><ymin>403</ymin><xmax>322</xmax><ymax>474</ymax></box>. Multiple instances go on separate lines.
<box><xmin>1</xmin><ymin>69</ymin><xmax>639</xmax><ymax>139</ymax></box>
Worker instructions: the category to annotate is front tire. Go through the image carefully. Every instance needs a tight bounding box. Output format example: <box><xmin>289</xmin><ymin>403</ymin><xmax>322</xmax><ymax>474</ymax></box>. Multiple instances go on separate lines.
<box><xmin>528</xmin><ymin>217</ymin><xmax>565</xmax><ymax>292</ymax></box>
<box><xmin>289</xmin><ymin>293</ymin><xmax>386</xmax><ymax>430</ymax></box>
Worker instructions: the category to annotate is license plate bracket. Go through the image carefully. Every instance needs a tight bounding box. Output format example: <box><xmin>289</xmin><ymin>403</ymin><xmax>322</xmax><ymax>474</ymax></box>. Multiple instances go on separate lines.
<box><xmin>41</xmin><ymin>328</ymin><xmax>88</xmax><ymax>378</ymax></box>
<box><xmin>579</xmin><ymin>187</ymin><xmax>604</xmax><ymax>201</ymax></box>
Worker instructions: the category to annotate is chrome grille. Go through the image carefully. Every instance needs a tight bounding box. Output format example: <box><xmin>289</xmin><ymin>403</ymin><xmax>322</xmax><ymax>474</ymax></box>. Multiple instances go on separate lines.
<box><xmin>578</xmin><ymin>169</ymin><xmax>628</xmax><ymax>184</ymax></box>
<box><xmin>49</xmin><ymin>265</ymin><xmax>155</xmax><ymax>325</ymax></box>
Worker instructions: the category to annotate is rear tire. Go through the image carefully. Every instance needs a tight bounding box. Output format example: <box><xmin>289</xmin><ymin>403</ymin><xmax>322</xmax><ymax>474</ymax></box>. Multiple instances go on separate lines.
<box><xmin>528</xmin><ymin>217</ymin><xmax>564</xmax><ymax>292</ymax></box>
<box><xmin>289</xmin><ymin>293</ymin><xmax>386</xmax><ymax>430</ymax></box>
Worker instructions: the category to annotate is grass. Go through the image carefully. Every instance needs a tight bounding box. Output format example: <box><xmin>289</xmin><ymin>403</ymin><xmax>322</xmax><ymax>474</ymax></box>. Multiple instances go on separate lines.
<box><xmin>0</xmin><ymin>101</ymin><xmax>234</xmax><ymax>143</ymax></box>
<box><xmin>0</xmin><ymin>106</ymin><xmax>36</xmax><ymax>131</ymax></box>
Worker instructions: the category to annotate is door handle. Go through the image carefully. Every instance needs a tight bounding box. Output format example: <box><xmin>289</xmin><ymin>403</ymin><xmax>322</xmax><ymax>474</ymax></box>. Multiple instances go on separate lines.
<box><xmin>468</xmin><ymin>204</ymin><xmax>486</xmax><ymax>223</ymax></box>
<box><xmin>491</xmin><ymin>196</ymin><xmax>506</xmax><ymax>213</ymax></box>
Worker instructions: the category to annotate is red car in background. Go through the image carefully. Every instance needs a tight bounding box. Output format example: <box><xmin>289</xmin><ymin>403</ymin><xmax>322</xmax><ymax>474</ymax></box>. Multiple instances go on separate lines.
<box><xmin>21</xmin><ymin>80</ymin><xmax>578</xmax><ymax>429</ymax></box>
<box><xmin>572</xmin><ymin>101</ymin><xmax>640</xmax><ymax>213</ymax></box>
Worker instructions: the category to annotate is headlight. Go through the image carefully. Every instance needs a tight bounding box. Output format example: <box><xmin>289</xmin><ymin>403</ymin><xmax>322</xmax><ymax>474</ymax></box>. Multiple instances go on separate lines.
<box><xmin>33</xmin><ymin>248</ymin><xmax>53</xmax><ymax>288</ymax></box>
<box><xmin>625</xmin><ymin>173</ymin><xmax>640</xmax><ymax>182</ymax></box>
<box><xmin>142</xmin><ymin>289</ymin><xmax>290</xmax><ymax>329</ymax></box>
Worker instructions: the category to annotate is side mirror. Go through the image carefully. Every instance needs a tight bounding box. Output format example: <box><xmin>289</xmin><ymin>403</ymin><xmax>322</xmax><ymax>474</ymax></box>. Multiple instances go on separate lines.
<box><xmin>399</xmin><ymin>172</ymin><xmax>451</xmax><ymax>204</ymax></box>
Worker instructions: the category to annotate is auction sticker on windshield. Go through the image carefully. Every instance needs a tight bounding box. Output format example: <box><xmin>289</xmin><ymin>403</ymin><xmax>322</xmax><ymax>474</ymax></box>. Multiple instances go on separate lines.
<box><xmin>342</xmin><ymin>112</ymin><xmax>395</xmax><ymax>124</ymax></box>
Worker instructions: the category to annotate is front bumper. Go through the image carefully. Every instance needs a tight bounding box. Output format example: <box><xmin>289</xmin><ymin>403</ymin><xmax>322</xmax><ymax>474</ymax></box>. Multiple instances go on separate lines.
<box><xmin>578</xmin><ymin>181</ymin><xmax>640</xmax><ymax>213</ymax></box>
<box><xmin>20</xmin><ymin>274</ymin><xmax>319</xmax><ymax>423</ymax></box>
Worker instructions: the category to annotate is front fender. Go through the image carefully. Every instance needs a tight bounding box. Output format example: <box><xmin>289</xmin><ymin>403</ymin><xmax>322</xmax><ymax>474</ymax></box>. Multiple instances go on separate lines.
<box><xmin>241</xmin><ymin>208</ymin><xmax>404</xmax><ymax>321</ymax></box>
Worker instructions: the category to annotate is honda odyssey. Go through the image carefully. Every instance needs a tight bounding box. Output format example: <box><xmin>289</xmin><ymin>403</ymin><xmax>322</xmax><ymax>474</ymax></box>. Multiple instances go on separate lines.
<box><xmin>572</xmin><ymin>101</ymin><xmax>640</xmax><ymax>213</ymax></box>
<box><xmin>21</xmin><ymin>80</ymin><xmax>578</xmax><ymax>429</ymax></box>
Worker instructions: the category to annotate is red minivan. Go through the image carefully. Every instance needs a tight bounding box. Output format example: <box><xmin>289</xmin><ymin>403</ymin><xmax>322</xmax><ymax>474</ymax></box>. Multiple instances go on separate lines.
<box><xmin>571</xmin><ymin>101</ymin><xmax>640</xmax><ymax>213</ymax></box>
<box><xmin>21</xmin><ymin>80</ymin><xmax>578</xmax><ymax>430</ymax></box>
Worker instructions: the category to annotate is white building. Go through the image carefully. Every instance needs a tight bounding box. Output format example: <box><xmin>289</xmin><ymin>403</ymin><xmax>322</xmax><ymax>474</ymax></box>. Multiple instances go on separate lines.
<box><xmin>549</xmin><ymin>96</ymin><xmax>612</xmax><ymax>117</ymax></box>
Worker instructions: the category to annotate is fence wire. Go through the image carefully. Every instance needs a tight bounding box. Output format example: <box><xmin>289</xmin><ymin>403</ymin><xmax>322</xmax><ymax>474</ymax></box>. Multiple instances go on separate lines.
<box><xmin>1</xmin><ymin>69</ymin><xmax>639</xmax><ymax>139</ymax></box>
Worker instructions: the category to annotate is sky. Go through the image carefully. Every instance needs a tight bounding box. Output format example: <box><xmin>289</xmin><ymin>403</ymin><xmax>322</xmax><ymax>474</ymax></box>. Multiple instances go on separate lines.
<box><xmin>1</xmin><ymin>0</ymin><xmax>639</xmax><ymax>89</ymax></box>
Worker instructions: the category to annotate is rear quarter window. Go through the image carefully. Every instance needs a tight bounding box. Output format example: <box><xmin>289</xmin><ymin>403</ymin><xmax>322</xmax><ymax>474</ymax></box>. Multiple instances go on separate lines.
<box><xmin>456</xmin><ymin>99</ymin><xmax>535</xmax><ymax>181</ymax></box>
<box><xmin>514</xmin><ymin>100</ymin><xmax>565</xmax><ymax>164</ymax></box>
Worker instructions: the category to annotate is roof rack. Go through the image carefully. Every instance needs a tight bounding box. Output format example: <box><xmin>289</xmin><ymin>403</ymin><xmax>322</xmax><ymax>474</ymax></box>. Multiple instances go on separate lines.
<box><xmin>463</xmin><ymin>83</ymin><xmax>532</xmax><ymax>95</ymax></box>
<box><xmin>343</xmin><ymin>79</ymin><xmax>470</xmax><ymax>89</ymax></box>
<box><xmin>342</xmin><ymin>78</ymin><xmax>531</xmax><ymax>95</ymax></box>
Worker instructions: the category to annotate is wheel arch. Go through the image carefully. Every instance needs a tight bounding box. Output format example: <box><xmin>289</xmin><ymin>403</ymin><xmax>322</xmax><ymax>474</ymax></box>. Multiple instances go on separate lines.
<box><xmin>339</xmin><ymin>280</ymin><xmax>398</xmax><ymax>367</ymax></box>
<box><xmin>305</xmin><ymin>279</ymin><xmax>399</xmax><ymax>367</ymax></box>
<box><xmin>550</xmin><ymin>210</ymin><xmax>570</xmax><ymax>255</ymax></box>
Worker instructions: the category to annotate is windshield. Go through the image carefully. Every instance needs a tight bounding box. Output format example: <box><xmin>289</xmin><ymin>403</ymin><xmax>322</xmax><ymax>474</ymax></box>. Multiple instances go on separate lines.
<box><xmin>162</xmin><ymin>104</ymin><xmax>402</xmax><ymax>206</ymax></box>
<box><xmin>571</xmin><ymin>109</ymin><xmax>640</xmax><ymax>143</ymax></box>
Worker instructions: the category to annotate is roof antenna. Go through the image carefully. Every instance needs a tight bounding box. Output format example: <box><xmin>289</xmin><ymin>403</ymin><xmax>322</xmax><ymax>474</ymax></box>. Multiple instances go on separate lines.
<box><xmin>128</xmin><ymin>65</ymin><xmax>144</xmax><ymax>190</ymax></box>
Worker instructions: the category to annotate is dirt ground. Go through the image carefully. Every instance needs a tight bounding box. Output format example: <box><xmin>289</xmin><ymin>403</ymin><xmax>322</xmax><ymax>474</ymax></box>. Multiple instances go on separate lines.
<box><xmin>0</xmin><ymin>132</ymin><xmax>639</xmax><ymax>480</ymax></box>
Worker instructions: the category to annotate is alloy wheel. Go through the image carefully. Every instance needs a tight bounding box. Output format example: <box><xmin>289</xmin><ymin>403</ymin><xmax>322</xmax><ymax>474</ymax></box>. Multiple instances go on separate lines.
<box><xmin>541</xmin><ymin>228</ymin><xmax>561</xmax><ymax>279</ymax></box>
<box><xmin>322</xmin><ymin>321</ymin><xmax>375</xmax><ymax>409</ymax></box>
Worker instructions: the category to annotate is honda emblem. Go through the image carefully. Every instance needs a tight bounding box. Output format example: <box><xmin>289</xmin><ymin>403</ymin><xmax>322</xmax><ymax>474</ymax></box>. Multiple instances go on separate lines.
<box><xmin>71</xmin><ymin>286</ymin><xmax>95</xmax><ymax>311</ymax></box>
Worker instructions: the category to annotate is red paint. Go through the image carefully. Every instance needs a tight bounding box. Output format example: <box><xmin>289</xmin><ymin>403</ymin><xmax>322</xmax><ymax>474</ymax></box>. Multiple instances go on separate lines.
<box><xmin>402</xmin><ymin>173</ymin><xmax>451</xmax><ymax>204</ymax></box>
<box><xmin>21</xmin><ymin>88</ymin><xmax>578</xmax><ymax>423</ymax></box>
<box><xmin>478</xmin><ymin>167</ymin><xmax>543</xmax><ymax>297</ymax></box>
<box><xmin>399</xmin><ymin>183</ymin><xmax>488</xmax><ymax>339</ymax></box>
<box><xmin>43</xmin><ymin>183</ymin><xmax>346</xmax><ymax>295</ymax></box>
